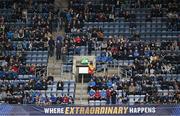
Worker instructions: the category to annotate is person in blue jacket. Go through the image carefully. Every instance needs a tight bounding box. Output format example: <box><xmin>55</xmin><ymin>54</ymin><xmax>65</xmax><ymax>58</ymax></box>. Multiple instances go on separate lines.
<box><xmin>88</xmin><ymin>79</ymin><xmax>96</xmax><ymax>91</ymax></box>
<box><xmin>50</xmin><ymin>94</ymin><xmax>57</xmax><ymax>104</ymax></box>
<box><xmin>106</xmin><ymin>80</ymin><xmax>113</xmax><ymax>88</ymax></box>
<box><xmin>88</xmin><ymin>88</ymin><xmax>96</xmax><ymax>100</ymax></box>
<box><xmin>101</xmin><ymin>89</ymin><xmax>107</xmax><ymax>100</ymax></box>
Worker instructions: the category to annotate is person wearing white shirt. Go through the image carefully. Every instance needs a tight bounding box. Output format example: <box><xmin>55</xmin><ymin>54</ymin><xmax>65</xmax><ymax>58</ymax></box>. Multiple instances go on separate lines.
<box><xmin>150</xmin><ymin>68</ymin><xmax>155</xmax><ymax>77</ymax></box>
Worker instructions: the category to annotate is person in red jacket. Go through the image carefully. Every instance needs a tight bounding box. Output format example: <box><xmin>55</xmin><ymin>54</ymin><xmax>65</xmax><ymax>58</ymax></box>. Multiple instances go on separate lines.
<box><xmin>94</xmin><ymin>90</ymin><xmax>101</xmax><ymax>100</ymax></box>
<box><xmin>63</xmin><ymin>95</ymin><xmax>69</xmax><ymax>104</ymax></box>
<box><xmin>11</xmin><ymin>64</ymin><xmax>19</xmax><ymax>73</ymax></box>
<box><xmin>74</xmin><ymin>36</ymin><xmax>81</xmax><ymax>46</ymax></box>
<box><xmin>88</xmin><ymin>62</ymin><xmax>95</xmax><ymax>75</ymax></box>
<box><xmin>29</xmin><ymin>64</ymin><xmax>36</xmax><ymax>74</ymax></box>
<box><xmin>106</xmin><ymin>88</ymin><xmax>112</xmax><ymax>104</ymax></box>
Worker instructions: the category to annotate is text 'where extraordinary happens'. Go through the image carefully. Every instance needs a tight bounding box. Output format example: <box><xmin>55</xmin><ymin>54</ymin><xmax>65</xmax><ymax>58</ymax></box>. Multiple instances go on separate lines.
<box><xmin>44</xmin><ymin>106</ymin><xmax>156</xmax><ymax>115</ymax></box>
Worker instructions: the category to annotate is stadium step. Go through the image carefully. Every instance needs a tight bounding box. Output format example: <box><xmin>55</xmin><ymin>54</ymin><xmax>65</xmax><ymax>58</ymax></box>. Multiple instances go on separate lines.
<box><xmin>75</xmin><ymin>95</ymin><xmax>89</xmax><ymax>100</ymax></box>
<box><xmin>48</xmin><ymin>69</ymin><xmax>61</xmax><ymax>75</ymax></box>
<box><xmin>94</xmin><ymin>68</ymin><xmax>120</xmax><ymax>77</ymax></box>
<box><xmin>76</xmin><ymin>83</ymin><xmax>88</xmax><ymax>89</ymax></box>
<box><xmin>54</xmin><ymin>0</ymin><xmax>69</xmax><ymax>9</ymax></box>
<box><xmin>75</xmin><ymin>100</ymin><xmax>88</xmax><ymax>105</ymax></box>
<box><xmin>51</xmin><ymin>75</ymin><xmax>61</xmax><ymax>81</ymax></box>
<box><xmin>47</xmin><ymin>56</ymin><xmax>63</xmax><ymax>81</ymax></box>
<box><xmin>60</xmin><ymin>73</ymin><xmax>74</xmax><ymax>80</ymax></box>
<box><xmin>75</xmin><ymin>83</ymin><xmax>89</xmax><ymax>105</ymax></box>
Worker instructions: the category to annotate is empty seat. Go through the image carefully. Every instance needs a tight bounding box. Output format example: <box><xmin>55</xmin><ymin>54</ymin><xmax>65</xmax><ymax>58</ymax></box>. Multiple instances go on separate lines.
<box><xmin>57</xmin><ymin>90</ymin><xmax>63</xmax><ymax>96</ymax></box>
<box><xmin>128</xmin><ymin>95</ymin><xmax>135</xmax><ymax>105</ymax></box>
<box><xmin>100</xmin><ymin>100</ymin><xmax>106</xmax><ymax>105</ymax></box>
<box><xmin>95</xmin><ymin>100</ymin><xmax>101</xmax><ymax>106</ymax></box>
<box><xmin>69</xmin><ymin>88</ymin><xmax>74</xmax><ymax>93</ymax></box>
<box><xmin>69</xmin><ymin>80</ymin><xmax>75</xmax><ymax>83</ymax></box>
<box><xmin>68</xmin><ymin>92</ymin><xmax>74</xmax><ymax>97</ymax></box>
<box><xmin>134</xmin><ymin>95</ymin><xmax>141</xmax><ymax>102</ymax></box>
<box><xmin>89</xmin><ymin>100</ymin><xmax>95</xmax><ymax>106</ymax></box>
<box><xmin>63</xmin><ymin>89</ymin><xmax>68</xmax><ymax>95</ymax></box>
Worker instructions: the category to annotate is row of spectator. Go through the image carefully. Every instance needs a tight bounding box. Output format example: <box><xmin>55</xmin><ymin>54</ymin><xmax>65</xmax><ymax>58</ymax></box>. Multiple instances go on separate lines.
<box><xmin>88</xmin><ymin>74</ymin><xmax>180</xmax><ymax>105</ymax></box>
<box><xmin>0</xmin><ymin>90</ymin><xmax>74</xmax><ymax>105</ymax></box>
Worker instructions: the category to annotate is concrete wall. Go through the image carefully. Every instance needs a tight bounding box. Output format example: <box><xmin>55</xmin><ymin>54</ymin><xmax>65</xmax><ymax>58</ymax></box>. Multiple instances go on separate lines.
<box><xmin>54</xmin><ymin>0</ymin><xmax>69</xmax><ymax>9</ymax></box>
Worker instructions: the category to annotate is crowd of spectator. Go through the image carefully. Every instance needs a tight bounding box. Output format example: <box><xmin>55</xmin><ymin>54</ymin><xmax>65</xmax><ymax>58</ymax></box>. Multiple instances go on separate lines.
<box><xmin>0</xmin><ymin>72</ymin><xmax>74</xmax><ymax>105</ymax></box>
<box><xmin>1</xmin><ymin>0</ymin><xmax>180</xmax><ymax>106</ymax></box>
<box><xmin>0</xmin><ymin>87</ymin><xmax>74</xmax><ymax>105</ymax></box>
<box><xmin>129</xmin><ymin>0</ymin><xmax>180</xmax><ymax>31</ymax></box>
<box><xmin>0</xmin><ymin>0</ymin><xmax>60</xmax><ymax>55</ymax></box>
<box><xmin>61</xmin><ymin>0</ymin><xmax>120</xmax><ymax>33</ymax></box>
<box><xmin>88</xmin><ymin>74</ymin><xmax>180</xmax><ymax>105</ymax></box>
<box><xmin>59</xmin><ymin>0</ymin><xmax>180</xmax><ymax>105</ymax></box>
<box><xmin>0</xmin><ymin>0</ymin><xmax>66</xmax><ymax>105</ymax></box>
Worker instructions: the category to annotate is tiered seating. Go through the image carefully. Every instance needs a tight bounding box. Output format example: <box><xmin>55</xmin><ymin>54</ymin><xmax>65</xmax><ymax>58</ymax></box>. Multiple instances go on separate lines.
<box><xmin>0</xmin><ymin>0</ymin><xmax>71</xmax><ymax>105</ymax></box>
<box><xmin>0</xmin><ymin>78</ymin><xmax>75</xmax><ymax>104</ymax></box>
<box><xmin>39</xmin><ymin>80</ymin><xmax>75</xmax><ymax>98</ymax></box>
<box><xmin>87</xmin><ymin>73</ymin><xmax>180</xmax><ymax>106</ymax></box>
<box><xmin>84</xmin><ymin>21</ymin><xmax>180</xmax><ymax>40</ymax></box>
<box><xmin>63</xmin><ymin>0</ymin><xmax>180</xmax><ymax>106</ymax></box>
<box><xmin>26</xmin><ymin>51</ymin><xmax>48</xmax><ymax>66</ymax></box>
<box><xmin>56</xmin><ymin>80</ymin><xmax>75</xmax><ymax>98</ymax></box>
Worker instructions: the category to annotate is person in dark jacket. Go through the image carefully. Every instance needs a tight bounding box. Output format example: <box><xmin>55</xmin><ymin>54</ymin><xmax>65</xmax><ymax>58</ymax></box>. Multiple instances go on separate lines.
<box><xmin>57</xmin><ymin>81</ymin><xmax>64</xmax><ymax>90</ymax></box>
<box><xmin>56</xmin><ymin>40</ymin><xmax>62</xmax><ymax>60</ymax></box>
<box><xmin>111</xmin><ymin>89</ymin><xmax>117</xmax><ymax>104</ymax></box>
<box><xmin>88</xmin><ymin>39</ymin><xmax>93</xmax><ymax>55</ymax></box>
<box><xmin>48</xmin><ymin>38</ymin><xmax>55</xmax><ymax>57</ymax></box>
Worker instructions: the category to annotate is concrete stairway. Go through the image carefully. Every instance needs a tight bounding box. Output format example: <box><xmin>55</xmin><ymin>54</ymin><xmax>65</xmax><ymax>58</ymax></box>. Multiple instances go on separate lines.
<box><xmin>95</xmin><ymin>67</ymin><xmax>123</xmax><ymax>77</ymax></box>
<box><xmin>74</xmin><ymin>83</ymin><xmax>88</xmax><ymax>105</ymax></box>
<box><xmin>47</xmin><ymin>57</ymin><xmax>62</xmax><ymax>81</ymax></box>
<box><xmin>54</xmin><ymin>0</ymin><xmax>69</xmax><ymax>9</ymax></box>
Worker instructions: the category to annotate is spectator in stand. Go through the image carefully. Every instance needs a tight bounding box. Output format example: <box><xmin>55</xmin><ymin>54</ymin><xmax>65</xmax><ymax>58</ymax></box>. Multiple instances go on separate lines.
<box><xmin>63</xmin><ymin>95</ymin><xmax>69</xmax><ymax>104</ymax></box>
<box><xmin>35</xmin><ymin>80</ymin><xmax>42</xmax><ymax>90</ymax></box>
<box><xmin>88</xmin><ymin>88</ymin><xmax>96</xmax><ymax>100</ymax></box>
<box><xmin>69</xmin><ymin>96</ymin><xmax>74</xmax><ymax>104</ymax></box>
<box><xmin>128</xmin><ymin>83</ymin><xmax>136</xmax><ymax>95</ymax></box>
<box><xmin>88</xmin><ymin>39</ymin><xmax>93</xmax><ymax>55</ymax></box>
<box><xmin>48</xmin><ymin>38</ymin><xmax>55</xmax><ymax>57</ymax></box>
<box><xmin>101</xmin><ymin>89</ymin><xmax>107</xmax><ymax>100</ymax></box>
<box><xmin>112</xmin><ymin>83</ymin><xmax>118</xmax><ymax>90</ymax></box>
<box><xmin>57</xmin><ymin>95</ymin><xmax>64</xmax><ymax>104</ymax></box>
<box><xmin>50</xmin><ymin>94</ymin><xmax>57</xmax><ymax>104</ymax></box>
<box><xmin>145</xmin><ymin>14</ymin><xmax>152</xmax><ymax>22</ymax></box>
<box><xmin>88</xmin><ymin>79</ymin><xmax>96</xmax><ymax>91</ymax></box>
<box><xmin>47</xmin><ymin>75</ymin><xmax>54</xmax><ymax>83</ymax></box>
<box><xmin>29</xmin><ymin>64</ymin><xmax>36</xmax><ymax>75</ymax></box>
<box><xmin>56</xmin><ymin>40</ymin><xmax>62</xmax><ymax>60</ymax></box>
<box><xmin>106</xmin><ymin>88</ymin><xmax>111</xmax><ymax>104</ymax></box>
<box><xmin>124</xmin><ymin>11</ymin><xmax>131</xmax><ymax>21</ymax></box>
<box><xmin>106</xmin><ymin>80</ymin><xmax>113</xmax><ymax>88</ymax></box>
<box><xmin>42</xmin><ymin>79</ymin><xmax>47</xmax><ymax>90</ymax></box>
<box><xmin>111</xmin><ymin>89</ymin><xmax>117</xmax><ymax>104</ymax></box>
<box><xmin>74</xmin><ymin>36</ymin><xmax>81</xmax><ymax>46</ymax></box>
<box><xmin>94</xmin><ymin>90</ymin><xmax>101</xmax><ymax>100</ymax></box>
<box><xmin>57</xmin><ymin>80</ymin><xmax>64</xmax><ymax>90</ymax></box>
<box><xmin>62</xmin><ymin>45</ymin><xmax>67</xmax><ymax>62</ymax></box>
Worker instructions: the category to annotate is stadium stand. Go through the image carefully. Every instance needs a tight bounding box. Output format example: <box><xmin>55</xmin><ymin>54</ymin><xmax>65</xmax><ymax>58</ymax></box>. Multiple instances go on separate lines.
<box><xmin>1</xmin><ymin>0</ymin><xmax>180</xmax><ymax>107</ymax></box>
<box><xmin>0</xmin><ymin>0</ymin><xmax>74</xmax><ymax>105</ymax></box>
<box><xmin>61</xmin><ymin>0</ymin><xmax>180</xmax><ymax>105</ymax></box>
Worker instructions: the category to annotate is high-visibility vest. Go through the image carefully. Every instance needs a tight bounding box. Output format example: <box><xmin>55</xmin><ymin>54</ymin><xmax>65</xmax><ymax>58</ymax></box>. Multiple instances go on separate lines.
<box><xmin>88</xmin><ymin>64</ymin><xmax>95</xmax><ymax>74</ymax></box>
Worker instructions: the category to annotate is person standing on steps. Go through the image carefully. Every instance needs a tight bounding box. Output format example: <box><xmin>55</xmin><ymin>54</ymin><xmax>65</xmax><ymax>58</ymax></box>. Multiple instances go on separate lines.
<box><xmin>56</xmin><ymin>40</ymin><xmax>62</xmax><ymax>60</ymax></box>
<box><xmin>48</xmin><ymin>37</ymin><xmax>55</xmax><ymax>57</ymax></box>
